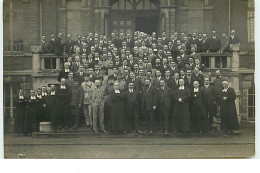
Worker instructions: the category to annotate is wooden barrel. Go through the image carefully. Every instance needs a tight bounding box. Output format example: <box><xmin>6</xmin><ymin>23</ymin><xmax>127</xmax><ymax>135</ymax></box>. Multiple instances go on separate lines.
<box><xmin>39</xmin><ymin>122</ymin><xmax>53</xmax><ymax>132</ymax></box>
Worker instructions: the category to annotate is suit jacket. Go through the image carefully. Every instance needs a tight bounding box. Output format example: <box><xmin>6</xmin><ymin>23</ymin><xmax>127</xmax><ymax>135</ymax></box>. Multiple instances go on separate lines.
<box><xmin>48</xmin><ymin>39</ymin><xmax>55</xmax><ymax>54</ymax></box>
<box><xmin>200</xmin><ymin>85</ymin><xmax>216</xmax><ymax>105</ymax></box>
<box><xmin>142</xmin><ymin>85</ymin><xmax>158</xmax><ymax>111</ymax></box>
<box><xmin>125</xmin><ymin>89</ymin><xmax>139</xmax><ymax>109</ymax></box>
<box><xmin>75</xmin><ymin>72</ymin><xmax>87</xmax><ymax>84</ymax></box>
<box><xmin>54</xmin><ymin>37</ymin><xmax>63</xmax><ymax>56</ymax></box>
<box><xmin>65</xmin><ymin>40</ymin><xmax>75</xmax><ymax>55</ymax></box>
<box><xmin>164</xmin><ymin>76</ymin><xmax>174</xmax><ymax>89</ymax></box>
<box><xmin>39</xmin><ymin>41</ymin><xmax>49</xmax><ymax>54</ymax></box>
<box><xmin>70</xmin><ymin>85</ymin><xmax>84</xmax><ymax>106</ymax></box>
<box><xmin>71</xmin><ymin>62</ymin><xmax>81</xmax><ymax>73</ymax></box>
<box><xmin>152</xmin><ymin>77</ymin><xmax>165</xmax><ymax>89</ymax></box>
<box><xmin>126</xmin><ymin>78</ymin><xmax>142</xmax><ymax>91</ymax></box>
<box><xmin>57</xmin><ymin>69</ymin><xmax>70</xmax><ymax>82</ymax></box>
<box><xmin>209</xmin><ymin>36</ymin><xmax>221</xmax><ymax>52</ymax></box>
<box><xmin>158</xmin><ymin>87</ymin><xmax>172</xmax><ymax>109</ymax></box>
<box><xmin>229</xmin><ymin>36</ymin><xmax>240</xmax><ymax>44</ymax></box>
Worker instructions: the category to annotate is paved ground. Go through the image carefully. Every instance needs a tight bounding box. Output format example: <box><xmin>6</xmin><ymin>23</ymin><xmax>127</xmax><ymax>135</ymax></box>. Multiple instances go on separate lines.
<box><xmin>4</xmin><ymin>122</ymin><xmax>255</xmax><ymax>159</ymax></box>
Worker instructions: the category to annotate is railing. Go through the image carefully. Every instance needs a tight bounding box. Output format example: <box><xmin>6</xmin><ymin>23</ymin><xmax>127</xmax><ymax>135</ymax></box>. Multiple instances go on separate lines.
<box><xmin>198</xmin><ymin>52</ymin><xmax>232</xmax><ymax>69</ymax></box>
<box><xmin>40</xmin><ymin>54</ymin><xmax>69</xmax><ymax>71</ymax></box>
<box><xmin>4</xmin><ymin>42</ymin><xmax>25</xmax><ymax>52</ymax></box>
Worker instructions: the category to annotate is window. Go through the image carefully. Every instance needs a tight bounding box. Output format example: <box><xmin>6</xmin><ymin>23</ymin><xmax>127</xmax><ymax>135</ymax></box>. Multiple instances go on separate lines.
<box><xmin>248</xmin><ymin>84</ymin><xmax>255</xmax><ymax>119</ymax></box>
<box><xmin>110</xmin><ymin>0</ymin><xmax>158</xmax><ymax>10</ymax></box>
<box><xmin>248</xmin><ymin>0</ymin><xmax>254</xmax><ymax>43</ymax></box>
<box><xmin>3</xmin><ymin>0</ymin><xmax>24</xmax><ymax>52</ymax></box>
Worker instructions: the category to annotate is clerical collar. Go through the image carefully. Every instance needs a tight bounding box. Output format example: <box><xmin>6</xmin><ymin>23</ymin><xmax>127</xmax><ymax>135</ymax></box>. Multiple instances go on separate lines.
<box><xmin>223</xmin><ymin>87</ymin><xmax>229</xmax><ymax>92</ymax></box>
<box><xmin>30</xmin><ymin>96</ymin><xmax>36</xmax><ymax>99</ymax></box>
<box><xmin>50</xmin><ymin>91</ymin><xmax>55</xmax><ymax>95</ymax></box>
<box><xmin>179</xmin><ymin>86</ymin><xmax>184</xmax><ymax>90</ymax></box>
<box><xmin>115</xmin><ymin>89</ymin><xmax>120</xmax><ymax>93</ymax></box>
<box><xmin>194</xmin><ymin>88</ymin><xmax>199</xmax><ymax>92</ymax></box>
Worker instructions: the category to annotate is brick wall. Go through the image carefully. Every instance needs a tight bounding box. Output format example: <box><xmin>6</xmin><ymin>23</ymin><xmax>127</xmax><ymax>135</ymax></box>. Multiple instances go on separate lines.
<box><xmin>23</xmin><ymin>0</ymin><xmax>40</xmax><ymax>52</ymax></box>
<box><xmin>42</xmin><ymin>0</ymin><xmax>57</xmax><ymax>39</ymax></box>
<box><xmin>231</xmin><ymin>0</ymin><xmax>249</xmax><ymax>50</ymax></box>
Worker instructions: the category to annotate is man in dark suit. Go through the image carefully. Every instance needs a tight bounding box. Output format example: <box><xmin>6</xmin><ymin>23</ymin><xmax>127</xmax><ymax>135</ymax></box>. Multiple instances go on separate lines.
<box><xmin>75</xmin><ymin>65</ymin><xmax>86</xmax><ymax>85</ymax></box>
<box><xmin>71</xmin><ymin>55</ymin><xmax>81</xmax><ymax>73</ymax></box>
<box><xmin>208</xmin><ymin>30</ymin><xmax>221</xmax><ymax>52</ymax></box>
<box><xmin>229</xmin><ymin>30</ymin><xmax>240</xmax><ymax>45</ymax></box>
<box><xmin>65</xmin><ymin>34</ymin><xmax>75</xmax><ymax>55</ymax></box>
<box><xmin>39</xmin><ymin>35</ymin><xmax>49</xmax><ymax>53</ymax></box>
<box><xmin>152</xmin><ymin>70</ymin><xmax>164</xmax><ymax>89</ymax></box>
<box><xmin>184</xmin><ymin>69</ymin><xmax>194</xmax><ymax>91</ymax></box>
<box><xmin>54</xmin><ymin>33</ymin><xmax>63</xmax><ymax>56</ymax></box>
<box><xmin>200</xmin><ymin>77</ymin><xmax>217</xmax><ymax>128</ymax></box>
<box><xmin>48</xmin><ymin>33</ymin><xmax>55</xmax><ymax>54</ymax></box>
<box><xmin>126</xmin><ymin>72</ymin><xmax>142</xmax><ymax>92</ymax></box>
<box><xmin>125</xmin><ymin>82</ymin><xmax>143</xmax><ymax>133</ymax></box>
<box><xmin>88</xmin><ymin>67</ymin><xmax>97</xmax><ymax>83</ymax></box>
<box><xmin>164</xmin><ymin>69</ymin><xmax>174</xmax><ymax>89</ymax></box>
<box><xmin>158</xmin><ymin>79</ymin><xmax>172</xmax><ymax>135</ymax></box>
<box><xmin>172</xmin><ymin>72</ymin><xmax>179</xmax><ymax>89</ymax></box>
<box><xmin>141</xmin><ymin>78</ymin><xmax>158</xmax><ymax>133</ymax></box>
<box><xmin>57</xmin><ymin>62</ymin><xmax>70</xmax><ymax>82</ymax></box>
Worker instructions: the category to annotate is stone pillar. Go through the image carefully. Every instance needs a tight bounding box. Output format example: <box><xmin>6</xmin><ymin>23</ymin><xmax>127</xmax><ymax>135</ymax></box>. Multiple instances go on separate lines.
<box><xmin>229</xmin><ymin>73</ymin><xmax>241</xmax><ymax>124</ymax></box>
<box><xmin>231</xmin><ymin>44</ymin><xmax>240</xmax><ymax>72</ymax></box>
<box><xmin>210</xmin><ymin>56</ymin><xmax>215</xmax><ymax>68</ymax></box>
<box><xmin>31</xmin><ymin>46</ymin><xmax>41</xmax><ymax>73</ymax></box>
<box><xmin>160</xmin><ymin>7</ymin><xmax>176</xmax><ymax>37</ymax></box>
<box><xmin>94</xmin><ymin>7</ymin><xmax>109</xmax><ymax>35</ymax></box>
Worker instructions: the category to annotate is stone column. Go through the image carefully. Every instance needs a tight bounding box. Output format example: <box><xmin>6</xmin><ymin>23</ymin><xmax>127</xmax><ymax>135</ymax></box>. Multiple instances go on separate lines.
<box><xmin>31</xmin><ymin>46</ymin><xmax>41</xmax><ymax>73</ymax></box>
<box><xmin>229</xmin><ymin>73</ymin><xmax>241</xmax><ymax>124</ymax></box>
<box><xmin>231</xmin><ymin>44</ymin><xmax>240</xmax><ymax>72</ymax></box>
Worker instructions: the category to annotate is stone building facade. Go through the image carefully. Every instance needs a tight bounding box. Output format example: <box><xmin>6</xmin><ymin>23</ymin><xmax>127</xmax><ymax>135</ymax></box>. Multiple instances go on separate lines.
<box><xmin>3</xmin><ymin>0</ymin><xmax>255</xmax><ymax>127</ymax></box>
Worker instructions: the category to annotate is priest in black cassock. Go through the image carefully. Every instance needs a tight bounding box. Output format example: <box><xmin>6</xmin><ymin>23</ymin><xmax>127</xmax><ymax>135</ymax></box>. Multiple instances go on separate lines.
<box><xmin>13</xmin><ymin>89</ymin><xmax>27</xmax><ymax>135</ymax></box>
<box><xmin>108</xmin><ymin>82</ymin><xmax>129</xmax><ymax>133</ymax></box>
<box><xmin>51</xmin><ymin>78</ymin><xmax>71</xmax><ymax>131</ymax></box>
<box><xmin>190</xmin><ymin>81</ymin><xmax>209</xmax><ymax>133</ymax></box>
<box><xmin>24</xmin><ymin>89</ymin><xmax>40</xmax><ymax>135</ymax></box>
<box><xmin>220</xmin><ymin>81</ymin><xmax>240</xmax><ymax>134</ymax></box>
<box><xmin>171</xmin><ymin>79</ymin><xmax>192</xmax><ymax>133</ymax></box>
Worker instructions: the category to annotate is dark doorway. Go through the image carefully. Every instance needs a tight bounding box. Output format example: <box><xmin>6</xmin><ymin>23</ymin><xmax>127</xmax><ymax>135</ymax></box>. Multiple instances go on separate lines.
<box><xmin>135</xmin><ymin>17</ymin><xmax>158</xmax><ymax>35</ymax></box>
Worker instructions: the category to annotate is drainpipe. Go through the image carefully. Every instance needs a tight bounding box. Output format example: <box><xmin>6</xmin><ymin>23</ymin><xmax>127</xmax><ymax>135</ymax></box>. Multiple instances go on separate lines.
<box><xmin>229</xmin><ymin>0</ymin><xmax>231</xmax><ymax>36</ymax></box>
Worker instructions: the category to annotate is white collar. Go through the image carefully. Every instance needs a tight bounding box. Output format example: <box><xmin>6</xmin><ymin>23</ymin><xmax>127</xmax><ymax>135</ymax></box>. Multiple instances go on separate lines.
<box><xmin>61</xmin><ymin>85</ymin><xmax>66</xmax><ymax>89</ymax></box>
<box><xmin>65</xmin><ymin>69</ymin><xmax>70</xmax><ymax>72</ymax></box>
<box><xmin>42</xmin><ymin>92</ymin><xmax>47</xmax><ymax>96</ymax></box>
<box><xmin>37</xmin><ymin>95</ymin><xmax>42</xmax><ymax>99</ymax></box>
<box><xmin>223</xmin><ymin>87</ymin><xmax>229</xmax><ymax>92</ymax></box>
<box><xmin>115</xmin><ymin>89</ymin><xmax>120</xmax><ymax>93</ymax></box>
<box><xmin>179</xmin><ymin>86</ymin><xmax>184</xmax><ymax>90</ymax></box>
<box><xmin>194</xmin><ymin>88</ymin><xmax>199</xmax><ymax>92</ymax></box>
<box><xmin>50</xmin><ymin>91</ymin><xmax>55</xmax><ymax>95</ymax></box>
<box><xmin>19</xmin><ymin>95</ymin><xmax>24</xmax><ymax>99</ymax></box>
<box><xmin>30</xmin><ymin>96</ymin><xmax>36</xmax><ymax>99</ymax></box>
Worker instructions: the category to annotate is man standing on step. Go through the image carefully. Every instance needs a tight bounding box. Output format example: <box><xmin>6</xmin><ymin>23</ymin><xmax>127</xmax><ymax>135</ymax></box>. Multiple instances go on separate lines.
<box><xmin>70</xmin><ymin>78</ymin><xmax>84</xmax><ymax>129</ymax></box>
<box><xmin>90</xmin><ymin>79</ymin><xmax>108</xmax><ymax>134</ymax></box>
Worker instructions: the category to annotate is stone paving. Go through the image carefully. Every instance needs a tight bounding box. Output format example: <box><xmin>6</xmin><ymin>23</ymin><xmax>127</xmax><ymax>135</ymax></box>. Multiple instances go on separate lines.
<box><xmin>4</xmin><ymin>122</ymin><xmax>255</xmax><ymax>159</ymax></box>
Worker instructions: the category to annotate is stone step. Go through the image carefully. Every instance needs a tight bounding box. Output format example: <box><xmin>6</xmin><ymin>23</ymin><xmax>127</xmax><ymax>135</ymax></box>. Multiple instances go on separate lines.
<box><xmin>32</xmin><ymin>130</ymin><xmax>225</xmax><ymax>138</ymax></box>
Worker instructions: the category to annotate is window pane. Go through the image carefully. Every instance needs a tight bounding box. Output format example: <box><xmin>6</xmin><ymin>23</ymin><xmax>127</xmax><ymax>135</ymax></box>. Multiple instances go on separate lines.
<box><xmin>119</xmin><ymin>20</ymin><xmax>124</xmax><ymax>26</ymax></box>
<box><xmin>119</xmin><ymin>0</ymin><xmax>125</xmax><ymax>9</ymax></box>
<box><xmin>144</xmin><ymin>0</ymin><xmax>150</xmax><ymax>9</ymax></box>
<box><xmin>126</xmin><ymin>0</ymin><xmax>133</xmax><ymax>10</ymax></box>
<box><xmin>113</xmin><ymin>20</ymin><xmax>118</xmax><ymax>26</ymax></box>
<box><xmin>111</xmin><ymin>1</ymin><xmax>119</xmax><ymax>9</ymax></box>
<box><xmin>126</xmin><ymin>20</ymin><xmax>131</xmax><ymax>26</ymax></box>
<box><xmin>136</xmin><ymin>0</ymin><xmax>143</xmax><ymax>10</ymax></box>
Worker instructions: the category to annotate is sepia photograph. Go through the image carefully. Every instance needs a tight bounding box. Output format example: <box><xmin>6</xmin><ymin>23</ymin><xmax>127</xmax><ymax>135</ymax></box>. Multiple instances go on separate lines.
<box><xmin>2</xmin><ymin>0</ymin><xmax>255</xmax><ymax>159</ymax></box>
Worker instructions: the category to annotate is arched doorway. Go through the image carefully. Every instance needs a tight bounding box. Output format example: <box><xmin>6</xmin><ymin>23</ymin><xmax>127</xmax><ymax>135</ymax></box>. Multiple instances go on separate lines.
<box><xmin>109</xmin><ymin>0</ymin><xmax>159</xmax><ymax>35</ymax></box>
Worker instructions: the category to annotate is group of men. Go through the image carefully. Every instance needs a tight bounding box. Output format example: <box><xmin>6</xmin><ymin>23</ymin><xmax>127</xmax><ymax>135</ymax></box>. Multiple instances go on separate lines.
<box><xmin>13</xmin><ymin>30</ymin><xmax>240</xmax><ymax>136</ymax></box>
